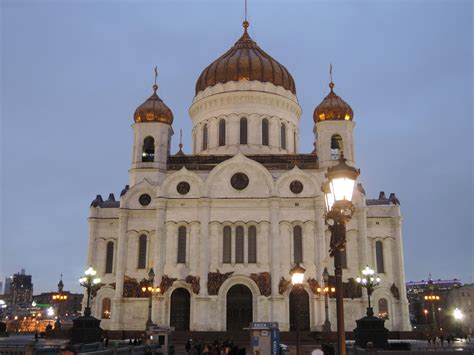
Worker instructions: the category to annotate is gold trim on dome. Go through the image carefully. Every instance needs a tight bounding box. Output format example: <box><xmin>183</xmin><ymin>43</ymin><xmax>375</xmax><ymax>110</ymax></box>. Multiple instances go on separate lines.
<box><xmin>134</xmin><ymin>85</ymin><xmax>174</xmax><ymax>125</ymax></box>
<box><xmin>313</xmin><ymin>82</ymin><xmax>353</xmax><ymax>123</ymax></box>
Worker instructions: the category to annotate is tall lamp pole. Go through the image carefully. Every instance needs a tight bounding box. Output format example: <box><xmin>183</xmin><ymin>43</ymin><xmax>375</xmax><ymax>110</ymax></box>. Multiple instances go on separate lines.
<box><xmin>79</xmin><ymin>267</ymin><xmax>101</xmax><ymax>317</ymax></box>
<box><xmin>356</xmin><ymin>266</ymin><xmax>381</xmax><ymax>316</ymax></box>
<box><xmin>142</xmin><ymin>268</ymin><xmax>160</xmax><ymax>331</ymax></box>
<box><xmin>322</xmin><ymin>154</ymin><xmax>359</xmax><ymax>355</ymax></box>
<box><xmin>322</xmin><ymin>267</ymin><xmax>332</xmax><ymax>333</ymax></box>
<box><xmin>290</xmin><ymin>263</ymin><xmax>306</xmax><ymax>355</ymax></box>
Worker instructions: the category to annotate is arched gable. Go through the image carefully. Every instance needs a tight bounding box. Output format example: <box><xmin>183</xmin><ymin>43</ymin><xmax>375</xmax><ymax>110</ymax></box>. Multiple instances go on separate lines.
<box><xmin>205</xmin><ymin>152</ymin><xmax>275</xmax><ymax>198</ymax></box>
<box><xmin>275</xmin><ymin>166</ymin><xmax>321</xmax><ymax>197</ymax></box>
<box><xmin>159</xmin><ymin>167</ymin><xmax>204</xmax><ymax>198</ymax></box>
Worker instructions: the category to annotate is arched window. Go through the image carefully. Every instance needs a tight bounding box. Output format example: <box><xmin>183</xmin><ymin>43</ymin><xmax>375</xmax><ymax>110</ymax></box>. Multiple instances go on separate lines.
<box><xmin>262</xmin><ymin>119</ymin><xmax>269</xmax><ymax>146</ymax></box>
<box><xmin>202</xmin><ymin>124</ymin><xmax>208</xmax><ymax>150</ymax></box>
<box><xmin>240</xmin><ymin>117</ymin><xmax>248</xmax><ymax>144</ymax></box>
<box><xmin>223</xmin><ymin>226</ymin><xmax>231</xmax><ymax>263</ymax></box>
<box><xmin>177</xmin><ymin>226</ymin><xmax>186</xmax><ymax>264</ymax></box>
<box><xmin>142</xmin><ymin>136</ymin><xmax>155</xmax><ymax>162</ymax></box>
<box><xmin>330</xmin><ymin>134</ymin><xmax>343</xmax><ymax>160</ymax></box>
<box><xmin>137</xmin><ymin>234</ymin><xmax>147</xmax><ymax>269</ymax></box>
<box><xmin>293</xmin><ymin>226</ymin><xmax>302</xmax><ymax>263</ymax></box>
<box><xmin>281</xmin><ymin>123</ymin><xmax>286</xmax><ymax>149</ymax></box>
<box><xmin>248</xmin><ymin>226</ymin><xmax>257</xmax><ymax>263</ymax></box>
<box><xmin>376</xmin><ymin>241</ymin><xmax>385</xmax><ymax>273</ymax></box>
<box><xmin>378</xmin><ymin>298</ymin><xmax>389</xmax><ymax>319</ymax></box>
<box><xmin>235</xmin><ymin>226</ymin><xmax>244</xmax><ymax>263</ymax></box>
<box><xmin>219</xmin><ymin>119</ymin><xmax>226</xmax><ymax>146</ymax></box>
<box><xmin>105</xmin><ymin>241</ymin><xmax>114</xmax><ymax>274</ymax></box>
<box><xmin>101</xmin><ymin>298</ymin><xmax>111</xmax><ymax>319</ymax></box>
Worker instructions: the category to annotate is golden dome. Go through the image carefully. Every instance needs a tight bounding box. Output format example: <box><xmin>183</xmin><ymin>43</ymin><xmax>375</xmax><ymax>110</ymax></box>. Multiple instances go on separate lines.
<box><xmin>134</xmin><ymin>84</ymin><xmax>174</xmax><ymax>124</ymax></box>
<box><xmin>195</xmin><ymin>21</ymin><xmax>296</xmax><ymax>95</ymax></box>
<box><xmin>313</xmin><ymin>82</ymin><xmax>353</xmax><ymax>123</ymax></box>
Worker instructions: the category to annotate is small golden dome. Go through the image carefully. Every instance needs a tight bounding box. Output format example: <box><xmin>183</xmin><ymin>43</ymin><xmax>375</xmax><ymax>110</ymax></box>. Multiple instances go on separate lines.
<box><xmin>134</xmin><ymin>84</ymin><xmax>174</xmax><ymax>124</ymax></box>
<box><xmin>313</xmin><ymin>82</ymin><xmax>353</xmax><ymax>123</ymax></box>
<box><xmin>195</xmin><ymin>22</ymin><xmax>296</xmax><ymax>95</ymax></box>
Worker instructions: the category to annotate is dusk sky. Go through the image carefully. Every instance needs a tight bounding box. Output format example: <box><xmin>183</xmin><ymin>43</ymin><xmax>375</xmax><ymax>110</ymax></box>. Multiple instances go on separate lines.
<box><xmin>1</xmin><ymin>0</ymin><xmax>472</xmax><ymax>294</ymax></box>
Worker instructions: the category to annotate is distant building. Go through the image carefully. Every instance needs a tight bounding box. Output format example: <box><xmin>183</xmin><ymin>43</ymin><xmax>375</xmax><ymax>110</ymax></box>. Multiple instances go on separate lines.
<box><xmin>0</xmin><ymin>281</ymin><xmax>3</xmax><ymax>295</ymax></box>
<box><xmin>10</xmin><ymin>269</ymin><xmax>33</xmax><ymax>307</ymax></box>
<box><xmin>33</xmin><ymin>292</ymin><xmax>83</xmax><ymax>317</ymax></box>
<box><xmin>406</xmin><ymin>277</ymin><xmax>462</xmax><ymax>327</ymax></box>
<box><xmin>446</xmin><ymin>283</ymin><xmax>473</xmax><ymax>334</ymax></box>
<box><xmin>4</xmin><ymin>276</ymin><xmax>13</xmax><ymax>296</ymax></box>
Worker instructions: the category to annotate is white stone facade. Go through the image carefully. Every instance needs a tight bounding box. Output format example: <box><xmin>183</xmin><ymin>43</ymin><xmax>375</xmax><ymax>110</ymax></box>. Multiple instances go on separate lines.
<box><xmin>86</xmin><ymin>67</ymin><xmax>411</xmax><ymax>334</ymax></box>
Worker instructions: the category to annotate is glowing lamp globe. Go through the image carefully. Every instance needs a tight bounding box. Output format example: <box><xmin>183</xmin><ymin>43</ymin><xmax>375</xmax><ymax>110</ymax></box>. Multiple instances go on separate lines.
<box><xmin>290</xmin><ymin>263</ymin><xmax>306</xmax><ymax>286</ymax></box>
<box><xmin>323</xmin><ymin>154</ymin><xmax>359</xmax><ymax>211</ymax></box>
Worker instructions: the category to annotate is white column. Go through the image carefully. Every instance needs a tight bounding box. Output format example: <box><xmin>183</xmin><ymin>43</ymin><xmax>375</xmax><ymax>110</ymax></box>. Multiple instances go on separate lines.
<box><xmin>111</xmin><ymin>209</ymin><xmax>128</xmax><ymax>330</ymax></box>
<box><xmin>270</xmin><ymin>198</ymin><xmax>281</xmax><ymax>295</ymax></box>
<box><xmin>152</xmin><ymin>199</ymin><xmax>166</xmax><ymax>325</ymax></box>
<box><xmin>87</xmin><ymin>215</ymin><xmax>98</xmax><ymax>267</ymax></box>
<box><xmin>356</xmin><ymin>207</ymin><xmax>368</xmax><ymax>270</ymax></box>
<box><xmin>391</xmin><ymin>214</ymin><xmax>411</xmax><ymax>330</ymax></box>
<box><xmin>314</xmin><ymin>199</ymin><xmax>326</xmax><ymax>273</ymax></box>
<box><xmin>259</xmin><ymin>222</ymin><xmax>270</xmax><ymax>268</ymax></box>
<box><xmin>209</xmin><ymin>222</ymin><xmax>219</xmax><ymax>271</ymax></box>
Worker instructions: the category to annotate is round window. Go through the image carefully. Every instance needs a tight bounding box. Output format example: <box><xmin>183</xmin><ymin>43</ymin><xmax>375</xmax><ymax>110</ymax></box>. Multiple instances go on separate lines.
<box><xmin>138</xmin><ymin>194</ymin><xmax>151</xmax><ymax>206</ymax></box>
<box><xmin>290</xmin><ymin>180</ymin><xmax>304</xmax><ymax>194</ymax></box>
<box><xmin>177</xmin><ymin>181</ymin><xmax>191</xmax><ymax>195</ymax></box>
<box><xmin>231</xmin><ymin>173</ymin><xmax>249</xmax><ymax>190</ymax></box>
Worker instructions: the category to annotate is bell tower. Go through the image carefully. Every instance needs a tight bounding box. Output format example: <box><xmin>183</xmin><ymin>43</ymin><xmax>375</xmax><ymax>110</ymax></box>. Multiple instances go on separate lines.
<box><xmin>313</xmin><ymin>67</ymin><xmax>355</xmax><ymax>168</ymax></box>
<box><xmin>130</xmin><ymin>68</ymin><xmax>174</xmax><ymax>186</ymax></box>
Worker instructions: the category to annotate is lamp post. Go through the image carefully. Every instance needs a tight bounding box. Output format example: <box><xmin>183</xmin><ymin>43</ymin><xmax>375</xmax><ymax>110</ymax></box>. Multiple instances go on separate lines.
<box><xmin>290</xmin><ymin>263</ymin><xmax>306</xmax><ymax>355</ymax></box>
<box><xmin>320</xmin><ymin>267</ymin><xmax>332</xmax><ymax>333</ymax></box>
<box><xmin>79</xmin><ymin>267</ymin><xmax>101</xmax><ymax>317</ymax></box>
<box><xmin>322</xmin><ymin>154</ymin><xmax>359</xmax><ymax>355</ymax></box>
<box><xmin>143</xmin><ymin>268</ymin><xmax>161</xmax><ymax>331</ymax></box>
<box><xmin>424</xmin><ymin>294</ymin><xmax>440</xmax><ymax>330</ymax></box>
<box><xmin>353</xmin><ymin>266</ymin><xmax>388</xmax><ymax>348</ymax></box>
<box><xmin>356</xmin><ymin>266</ymin><xmax>381</xmax><ymax>316</ymax></box>
<box><xmin>453</xmin><ymin>308</ymin><xmax>464</xmax><ymax>336</ymax></box>
<box><xmin>70</xmin><ymin>267</ymin><xmax>102</xmax><ymax>344</ymax></box>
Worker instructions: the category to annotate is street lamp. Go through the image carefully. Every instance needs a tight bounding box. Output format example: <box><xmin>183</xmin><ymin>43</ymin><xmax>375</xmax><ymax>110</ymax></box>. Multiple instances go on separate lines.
<box><xmin>79</xmin><ymin>267</ymin><xmax>101</xmax><ymax>317</ymax></box>
<box><xmin>290</xmin><ymin>263</ymin><xmax>306</xmax><ymax>355</ymax></box>
<box><xmin>453</xmin><ymin>308</ymin><xmax>464</xmax><ymax>336</ymax></box>
<box><xmin>424</xmin><ymin>293</ymin><xmax>441</xmax><ymax>330</ymax></box>
<box><xmin>322</xmin><ymin>154</ymin><xmax>359</xmax><ymax>355</ymax></box>
<box><xmin>143</xmin><ymin>268</ymin><xmax>161</xmax><ymax>331</ymax></box>
<box><xmin>318</xmin><ymin>267</ymin><xmax>333</xmax><ymax>333</ymax></box>
<box><xmin>356</xmin><ymin>266</ymin><xmax>381</xmax><ymax>316</ymax></box>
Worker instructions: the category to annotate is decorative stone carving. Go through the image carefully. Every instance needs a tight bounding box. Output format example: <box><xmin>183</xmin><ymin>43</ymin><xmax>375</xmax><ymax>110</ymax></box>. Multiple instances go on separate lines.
<box><xmin>207</xmin><ymin>270</ymin><xmax>234</xmax><ymax>295</ymax></box>
<box><xmin>307</xmin><ymin>278</ymin><xmax>321</xmax><ymax>294</ymax></box>
<box><xmin>230</xmin><ymin>173</ymin><xmax>249</xmax><ymax>190</ymax></box>
<box><xmin>250</xmin><ymin>272</ymin><xmax>271</xmax><ymax>297</ymax></box>
<box><xmin>177</xmin><ymin>181</ymin><xmax>191</xmax><ymax>195</ymax></box>
<box><xmin>185</xmin><ymin>275</ymin><xmax>200</xmax><ymax>295</ymax></box>
<box><xmin>390</xmin><ymin>283</ymin><xmax>400</xmax><ymax>300</ymax></box>
<box><xmin>344</xmin><ymin>278</ymin><xmax>363</xmax><ymax>299</ymax></box>
<box><xmin>327</xmin><ymin>276</ymin><xmax>362</xmax><ymax>299</ymax></box>
<box><xmin>123</xmin><ymin>276</ymin><xmax>150</xmax><ymax>298</ymax></box>
<box><xmin>290</xmin><ymin>180</ymin><xmax>304</xmax><ymax>194</ymax></box>
<box><xmin>159</xmin><ymin>275</ymin><xmax>177</xmax><ymax>294</ymax></box>
<box><xmin>278</xmin><ymin>277</ymin><xmax>291</xmax><ymax>295</ymax></box>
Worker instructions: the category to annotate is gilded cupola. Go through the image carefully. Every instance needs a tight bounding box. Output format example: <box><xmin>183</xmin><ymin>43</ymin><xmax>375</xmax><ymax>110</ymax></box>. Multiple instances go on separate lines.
<box><xmin>313</xmin><ymin>80</ymin><xmax>353</xmax><ymax>123</ymax></box>
<box><xmin>134</xmin><ymin>75</ymin><xmax>174</xmax><ymax>124</ymax></box>
<box><xmin>195</xmin><ymin>21</ymin><xmax>296</xmax><ymax>95</ymax></box>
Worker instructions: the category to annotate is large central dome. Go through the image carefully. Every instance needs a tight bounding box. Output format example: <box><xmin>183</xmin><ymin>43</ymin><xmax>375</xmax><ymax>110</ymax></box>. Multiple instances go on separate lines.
<box><xmin>195</xmin><ymin>21</ymin><xmax>296</xmax><ymax>95</ymax></box>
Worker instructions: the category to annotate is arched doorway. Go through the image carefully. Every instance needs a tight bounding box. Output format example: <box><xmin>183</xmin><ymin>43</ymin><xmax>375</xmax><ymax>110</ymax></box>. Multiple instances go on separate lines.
<box><xmin>170</xmin><ymin>288</ymin><xmax>190</xmax><ymax>330</ymax></box>
<box><xmin>226</xmin><ymin>284</ymin><xmax>253</xmax><ymax>331</ymax></box>
<box><xmin>289</xmin><ymin>289</ymin><xmax>310</xmax><ymax>331</ymax></box>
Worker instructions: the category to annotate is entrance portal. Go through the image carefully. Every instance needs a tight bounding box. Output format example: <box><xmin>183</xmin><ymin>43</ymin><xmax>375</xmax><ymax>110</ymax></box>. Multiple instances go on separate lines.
<box><xmin>289</xmin><ymin>289</ymin><xmax>310</xmax><ymax>331</ymax></box>
<box><xmin>170</xmin><ymin>288</ymin><xmax>190</xmax><ymax>330</ymax></box>
<box><xmin>226</xmin><ymin>284</ymin><xmax>253</xmax><ymax>331</ymax></box>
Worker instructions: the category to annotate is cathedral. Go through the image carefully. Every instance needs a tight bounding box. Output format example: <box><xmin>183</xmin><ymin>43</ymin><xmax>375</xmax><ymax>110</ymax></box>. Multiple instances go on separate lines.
<box><xmin>86</xmin><ymin>19</ymin><xmax>411</xmax><ymax>332</ymax></box>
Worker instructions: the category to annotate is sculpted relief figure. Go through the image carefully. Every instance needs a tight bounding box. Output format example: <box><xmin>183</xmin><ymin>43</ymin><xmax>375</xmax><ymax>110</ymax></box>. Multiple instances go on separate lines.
<box><xmin>250</xmin><ymin>272</ymin><xmax>271</xmax><ymax>297</ymax></box>
<box><xmin>207</xmin><ymin>270</ymin><xmax>234</xmax><ymax>295</ymax></box>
